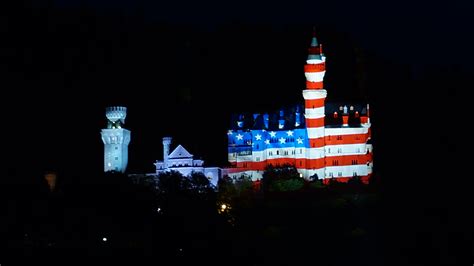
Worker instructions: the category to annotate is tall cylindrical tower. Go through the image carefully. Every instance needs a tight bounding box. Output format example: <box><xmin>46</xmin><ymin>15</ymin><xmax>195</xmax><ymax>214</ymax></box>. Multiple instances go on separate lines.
<box><xmin>101</xmin><ymin>106</ymin><xmax>131</xmax><ymax>173</ymax></box>
<box><xmin>302</xmin><ymin>31</ymin><xmax>327</xmax><ymax>179</ymax></box>
<box><xmin>162</xmin><ymin>137</ymin><xmax>172</xmax><ymax>168</ymax></box>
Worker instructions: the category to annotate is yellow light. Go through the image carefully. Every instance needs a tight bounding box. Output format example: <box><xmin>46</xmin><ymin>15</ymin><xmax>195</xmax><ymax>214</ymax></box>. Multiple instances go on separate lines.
<box><xmin>221</xmin><ymin>204</ymin><xmax>227</xmax><ymax>211</ymax></box>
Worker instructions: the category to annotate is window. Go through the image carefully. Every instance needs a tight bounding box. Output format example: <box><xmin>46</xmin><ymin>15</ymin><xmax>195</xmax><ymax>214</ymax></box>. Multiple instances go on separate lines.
<box><xmin>256</xmin><ymin>144</ymin><xmax>259</xmax><ymax>149</ymax></box>
<box><xmin>328</xmin><ymin>148</ymin><xmax>331</xmax><ymax>153</ymax></box>
<box><xmin>329</xmin><ymin>172</ymin><xmax>333</xmax><ymax>177</ymax></box>
<box><xmin>300</xmin><ymin>149</ymin><xmax>302</xmax><ymax>154</ymax></box>
<box><xmin>337</xmin><ymin>148</ymin><xmax>342</xmax><ymax>153</ymax></box>
<box><xmin>338</xmin><ymin>172</ymin><xmax>342</xmax><ymax>177</ymax></box>
<box><xmin>115</xmin><ymin>146</ymin><xmax>118</xmax><ymax>150</ymax></box>
<box><xmin>352</xmin><ymin>160</ymin><xmax>358</xmax><ymax>165</ymax></box>
<box><xmin>353</xmin><ymin>172</ymin><xmax>357</xmax><ymax>176</ymax></box>
<box><xmin>333</xmin><ymin>160</ymin><xmax>338</xmax><ymax>166</ymax></box>
<box><xmin>115</xmin><ymin>157</ymin><xmax>118</xmax><ymax>160</ymax></box>
<box><xmin>299</xmin><ymin>161</ymin><xmax>302</xmax><ymax>166</ymax></box>
<box><xmin>256</xmin><ymin>157</ymin><xmax>260</xmax><ymax>162</ymax></box>
<box><xmin>276</xmin><ymin>150</ymin><xmax>279</xmax><ymax>155</ymax></box>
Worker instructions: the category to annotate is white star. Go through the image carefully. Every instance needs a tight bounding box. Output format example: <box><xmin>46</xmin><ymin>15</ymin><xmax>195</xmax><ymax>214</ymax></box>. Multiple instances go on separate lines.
<box><xmin>286</xmin><ymin>130</ymin><xmax>294</xmax><ymax>136</ymax></box>
<box><xmin>297</xmin><ymin>138</ymin><xmax>303</xmax><ymax>144</ymax></box>
<box><xmin>261</xmin><ymin>129</ymin><xmax>266</xmax><ymax>132</ymax></box>
<box><xmin>264</xmin><ymin>139</ymin><xmax>270</xmax><ymax>145</ymax></box>
<box><xmin>269</xmin><ymin>131</ymin><xmax>276</xmax><ymax>137</ymax></box>
<box><xmin>255</xmin><ymin>134</ymin><xmax>262</xmax><ymax>141</ymax></box>
<box><xmin>236</xmin><ymin>134</ymin><xmax>243</xmax><ymax>140</ymax></box>
<box><xmin>227</xmin><ymin>130</ymin><xmax>233</xmax><ymax>135</ymax></box>
<box><xmin>279</xmin><ymin>137</ymin><xmax>286</xmax><ymax>144</ymax></box>
<box><xmin>237</xmin><ymin>121</ymin><xmax>243</xmax><ymax>127</ymax></box>
<box><xmin>278</xmin><ymin>123</ymin><xmax>284</xmax><ymax>129</ymax></box>
<box><xmin>295</xmin><ymin>122</ymin><xmax>300</xmax><ymax>127</ymax></box>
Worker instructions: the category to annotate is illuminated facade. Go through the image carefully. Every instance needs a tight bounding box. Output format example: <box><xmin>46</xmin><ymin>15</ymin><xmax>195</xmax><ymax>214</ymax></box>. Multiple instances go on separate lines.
<box><xmin>154</xmin><ymin>137</ymin><xmax>221</xmax><ymax>187</ymax></box>
<box><xmin>101</xmin><ymin>106</ymin><xmax>131</xmax><ymax>173</ymax></box>
<box><xmin>226</xmin><ymin>32</ymin><xmax>373</xmax><ymax>183</ymax></box>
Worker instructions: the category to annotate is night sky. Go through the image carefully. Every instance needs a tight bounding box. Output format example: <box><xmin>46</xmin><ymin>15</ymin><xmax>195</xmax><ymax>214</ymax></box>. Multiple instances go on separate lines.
<box><xmin>2</xmin><ymin>0</ymin><xmax>464</xmax><ymax>179</ymax></box>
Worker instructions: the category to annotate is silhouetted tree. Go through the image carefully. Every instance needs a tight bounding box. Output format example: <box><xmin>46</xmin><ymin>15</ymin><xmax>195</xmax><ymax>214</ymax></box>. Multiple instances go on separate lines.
<box><xmin>262</xmin><ymin>164</ymin><xmax>304</xmax><ymax>192</ymax></box>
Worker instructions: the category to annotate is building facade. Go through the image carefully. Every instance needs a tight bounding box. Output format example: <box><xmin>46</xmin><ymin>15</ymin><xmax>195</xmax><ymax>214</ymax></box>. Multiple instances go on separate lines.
<box><xmin>154</xmin><ymin>137</ymin><xmax>222</xmax><ymax>187</ymax></box>
<box><xmin>226</xmin><ymin>32</ymin><xmax>373</xmax><ymax>183</ymax></box>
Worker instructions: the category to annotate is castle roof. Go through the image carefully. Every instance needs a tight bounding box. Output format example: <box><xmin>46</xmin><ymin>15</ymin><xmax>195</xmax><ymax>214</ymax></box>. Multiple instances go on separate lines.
<box><xmin>230</xmin><ymin>101</ymin><xmax>369</xmax><ymax>130</ymax></box>
<box><xmin>168</xmin><ymin>144</ymin><xmax>193</xmax><ymax>159</ymax></box>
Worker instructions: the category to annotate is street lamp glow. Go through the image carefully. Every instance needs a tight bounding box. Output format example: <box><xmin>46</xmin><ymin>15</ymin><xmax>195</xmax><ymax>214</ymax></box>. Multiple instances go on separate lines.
<box><xmin>221</xmin><ymin>204</ymin><xmax>227</xmax><ymax>211</ymax></box>
<box><xmin>102</xmin><ymin>237</ymin><xmax>107</xmax><ymax>242</ymax></box>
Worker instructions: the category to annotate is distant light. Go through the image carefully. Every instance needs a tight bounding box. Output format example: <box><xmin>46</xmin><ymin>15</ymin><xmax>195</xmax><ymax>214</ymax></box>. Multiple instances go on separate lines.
<box><xmin>221</xmin><ymin>204</ymin><xmax>227</xmax><ymax>211</ymax></box>
<box><xmin>102</xmin><ymin>237</ymin><xmax>107</xmax><ymax>242</ymax></box>
<box><xmin>157</xmin><ymin>207</ymin><xmax>161</xmax><ymax>213</ymax></box>
<box><xmin>299</xmin><ymin>173</ymin><xmax>303</xmax><ymax>178</ymax></box>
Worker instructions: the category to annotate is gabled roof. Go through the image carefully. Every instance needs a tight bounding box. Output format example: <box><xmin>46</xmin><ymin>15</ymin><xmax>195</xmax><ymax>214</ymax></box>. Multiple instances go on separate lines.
<box><xmin>168</xmin><ymin>144</ymin><xmax>193</xmax><ymax>159</ymax></box>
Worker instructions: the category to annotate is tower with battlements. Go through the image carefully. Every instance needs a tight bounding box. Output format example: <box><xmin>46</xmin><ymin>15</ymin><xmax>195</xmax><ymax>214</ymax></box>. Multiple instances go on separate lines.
<box><xmin>101</xmin><ymin>106</ymin><xmax>131</xmax><ymax>173</ymax></box>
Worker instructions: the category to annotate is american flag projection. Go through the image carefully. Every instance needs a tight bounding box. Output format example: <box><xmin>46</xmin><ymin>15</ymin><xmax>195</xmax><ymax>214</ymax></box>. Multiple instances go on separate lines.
<box><xmin>226</xmin><ymin>32</ymin><xmax>373</xmax><ymax>184</ymax></box>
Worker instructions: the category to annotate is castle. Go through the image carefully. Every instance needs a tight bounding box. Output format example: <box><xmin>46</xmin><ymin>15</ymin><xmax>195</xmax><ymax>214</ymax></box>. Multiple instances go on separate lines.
<box><xmin>101</xmin><ymin>108</ymin><xmax>222</xmax><ymax>186</ymax></box>
<box><xmin>101</xmin><ymin>31</ymin><xmax>373</xmax><ymax>185</ymax></box>
<box><xmin>226</xmin><ymin>32</ymin><xmax>373</xmax><ymax>183</ymax></box>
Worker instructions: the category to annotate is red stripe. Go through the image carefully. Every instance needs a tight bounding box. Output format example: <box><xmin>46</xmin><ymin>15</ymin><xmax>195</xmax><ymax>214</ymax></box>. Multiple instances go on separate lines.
<box><xmin>304</xmin><ymin>63</ymin><xmax>325</xmax><ymax>72</ymax></box>
<box><xmin>360</xmin><ymin>116</ymin><xmax>368</xmax><ymax>124</ymax></box>
<box><xmin>309</xmin><ymin>137</ymin><xmax>325</xmax><ymax>148</ymax></box>
<box><xmin>306</xmin><ymin>117</ymin><xmax>325</xmax><ymax>127</ymax></box>
<box><xmin>325</xmin><ymin>133</ymin><xmax>369</xmax><ymax>145</ymax></box>
<box><xmin>305</xmin><ymin>99</ymin><xmax>325</xmax><ymax>109</ymax></box>
<box><xmin>322</xmin><ymin>175</ymin><xmax>370</xmax><ymax>184</ymax></box>
<box><xmin>306</xmin><ymin>81</ymin><xmax>324</xmax><ymax>89</ymax></box>
<box><xmin>325</xmin><ymin>154</ymin><xmax>371</xmax><ymax>166</ymax></box>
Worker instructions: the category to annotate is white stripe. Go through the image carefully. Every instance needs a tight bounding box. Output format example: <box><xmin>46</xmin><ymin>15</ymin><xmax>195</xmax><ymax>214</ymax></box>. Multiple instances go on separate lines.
<box><xmin>325</xmin><ymin>143</ymin><xmax>367</xmax><ymax>156</ymax></box>
<box><xmin>325</xmin><ymin>164</ymin><xmax>369</xmax><ymax>178</ymax></box>
<box><xmin>307</xmin><ymin>127</ymin><xmax>325</xmax><ymax>139</ymax></box>
<box><xmin>306</xmin><ymin>58</ymin><xmax>326</xmax><ymax>64</ymax></box>
<box><xmin>325</xmin><ymin>127</ymin><xmax>369</xmax><ymax>136</ymax></box>
<box><xmin>305</xmin><ymin>107</ymin><xmax>325</xmax><ymax>116</ymax></box>
<box><xmin>228</xmin><ymin>170</ymin><xmax>263</xmax><ymax>181</ymax></box>
<box><xmin>302</xmin><ymin>89</ymin><xmax>327</xmax><ymax>100</ymax></box>
<box><xmin>229</xmin><ymin>147</ymin><xmax>326</xmax><ymax>161</ymax></box>
<box><xmin>305</xmin><ymin>71</ymin><xmax>326</xmax><ymax>82</ymax></box>
<box><xmin>304</xmin><ymin>113</ymin><xmax>325</xmax><ymax>119</ymax></box>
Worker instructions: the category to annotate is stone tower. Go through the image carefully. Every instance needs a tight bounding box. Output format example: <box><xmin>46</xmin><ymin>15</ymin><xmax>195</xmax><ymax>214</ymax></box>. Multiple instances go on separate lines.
<box><xmin>101</xmin><ymin>106</ymin><xmax>131</xmax><ymax>173</ymax></box>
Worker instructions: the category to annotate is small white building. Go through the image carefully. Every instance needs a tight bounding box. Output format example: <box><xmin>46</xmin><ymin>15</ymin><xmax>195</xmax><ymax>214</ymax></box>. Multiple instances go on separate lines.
<box><xmin>154</xmin><ymin>137</ymin><xmax>221</xmax><ymax>187</ymax></box>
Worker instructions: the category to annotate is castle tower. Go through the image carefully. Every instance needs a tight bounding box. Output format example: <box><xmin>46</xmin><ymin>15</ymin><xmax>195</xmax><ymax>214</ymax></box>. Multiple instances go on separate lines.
<box><xmin>301</xmin><ymin>30</ymin><xmax>327</xmax><ymax>179</ymax></box>
<box><xmin>101</xmin><ymin>106</ymin><xmax>131</xmax><ymax>173</ymax></box>
<box><xmin>162</xmin><ymin>137</ymin><xmax>172</xmax><ymax>168</ymax></box>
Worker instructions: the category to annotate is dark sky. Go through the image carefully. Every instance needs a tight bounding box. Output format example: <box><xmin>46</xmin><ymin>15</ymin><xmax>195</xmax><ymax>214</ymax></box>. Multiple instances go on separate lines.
<box><xmin>1</xmin><ymin>0</ymin><xmax>464</xmax><ymax>177</ymax></box>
